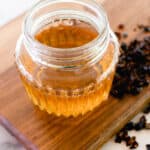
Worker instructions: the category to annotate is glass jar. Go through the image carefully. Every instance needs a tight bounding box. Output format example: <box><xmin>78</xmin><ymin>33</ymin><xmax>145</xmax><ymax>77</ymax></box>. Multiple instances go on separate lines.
<box><xmin>15</xmin><ymin>0</ymin><xmax>119</xmax><ymax>117</ymax></box>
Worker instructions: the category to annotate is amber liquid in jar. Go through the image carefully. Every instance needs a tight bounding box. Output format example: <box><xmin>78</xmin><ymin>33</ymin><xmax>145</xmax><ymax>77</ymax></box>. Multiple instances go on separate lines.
<box><xmin>20</xmin><ymin>19</ymin><xmax>115</xmax><ymax>116</ymax></box>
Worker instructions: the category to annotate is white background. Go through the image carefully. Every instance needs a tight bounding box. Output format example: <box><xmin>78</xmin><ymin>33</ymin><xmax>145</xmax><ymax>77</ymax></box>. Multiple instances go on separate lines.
<box><xmin>0</xmin><ymin>0</ymin><xmax>150</xmax><ymax>150</ymax></box>
<box><xmin>0</xmin><ymin>0</ymin><xmax>35</xmax><ymax>26</ymax></box>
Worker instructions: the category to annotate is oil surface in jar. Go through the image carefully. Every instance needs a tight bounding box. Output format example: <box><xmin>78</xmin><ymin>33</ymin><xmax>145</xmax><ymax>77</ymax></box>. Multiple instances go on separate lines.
<box><xmin>21</xmin><ymin>19</ymin><xmax>115</xmax><ymax>117</ymax></box>
<box><xmin>35</xmin><ymin>19</ymin><xmax>98</xmax><ymax>48</ymax></box>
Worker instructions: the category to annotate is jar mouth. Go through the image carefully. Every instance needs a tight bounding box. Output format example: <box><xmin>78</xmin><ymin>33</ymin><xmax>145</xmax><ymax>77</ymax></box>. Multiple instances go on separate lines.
<box><xmin>23</xmin><ymin>0</ymin><xmax>110</xmax><ymax>68</ymax></box>
<box><xmin>24</xmin><ymin>0</ymin><xmax>109</xmax><ymax>50</ymax></box>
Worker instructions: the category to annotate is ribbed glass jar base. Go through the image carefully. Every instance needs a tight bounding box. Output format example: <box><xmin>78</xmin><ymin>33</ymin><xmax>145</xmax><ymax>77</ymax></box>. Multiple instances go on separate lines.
<box><xmin>20</xmin><ymin>70</ymin><xmax>114</xmax><ymax>117</ymax></box>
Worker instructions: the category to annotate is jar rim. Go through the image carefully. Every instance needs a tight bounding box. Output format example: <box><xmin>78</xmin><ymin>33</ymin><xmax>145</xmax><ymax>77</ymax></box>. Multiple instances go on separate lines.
<box><xmin>23</xmin><ymin>0</ymin><xmax>109</xmax><ymax>54</ymax></box>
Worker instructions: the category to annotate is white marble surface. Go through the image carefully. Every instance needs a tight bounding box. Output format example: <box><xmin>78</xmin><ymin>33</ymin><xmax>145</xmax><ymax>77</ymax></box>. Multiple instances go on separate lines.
<box><xmin>102</xmin><ymin>113</ymin><xmax>150</xmax><ymax>150</ymax></box>
<box><xmin>0</xmin><ymin>1</ymin><xmax>150</xmax><ymax>150</ymax></box>
<box><xmin>0</xmin><ymin>125</ymin><xmax>25</xmax><ymax>150</ymax></box>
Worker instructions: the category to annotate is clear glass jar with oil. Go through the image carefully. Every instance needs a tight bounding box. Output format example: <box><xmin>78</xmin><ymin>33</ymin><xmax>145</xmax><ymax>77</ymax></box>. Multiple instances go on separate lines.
<box><xmin>15</xmin><ymin>0</ymin><xmax>119</xmax><ymax>117</ymax></box>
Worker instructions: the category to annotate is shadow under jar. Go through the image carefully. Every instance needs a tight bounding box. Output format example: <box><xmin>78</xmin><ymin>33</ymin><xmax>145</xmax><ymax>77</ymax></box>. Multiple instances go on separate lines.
<box><xmin>15</xmin><ymin>0</ymin><xmax>119</xmax><ymax>117</ymax></box>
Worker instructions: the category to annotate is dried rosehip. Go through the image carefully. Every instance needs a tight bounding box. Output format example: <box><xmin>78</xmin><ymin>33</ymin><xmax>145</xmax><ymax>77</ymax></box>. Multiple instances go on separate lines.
<box><xmin>143</xmin><ymin>103</ymin><xmax>150</xmax><ymax>114</ymax></box>
<box><xmin>118</xmin><ymin>24</ymin><xmax>125</xmax><ymax>30</ymax></box>
<box><xmin>146</xmin><ymin>144</ymin><xmax>150</xmax><ymax>150</ymax></box>
<box><xmin>124</xmin><ymin>122</ymin><xmax>134</xmax><ymax>131</ymax></box>
<box><xmin>111</xmin><ymin>32</ymin><xmax>150</xmax><ymax>98</ymax></box>
<box><xmin>130</xmin><ymin>141</ymin><xmax>138</xmax><ymax>149</ymax></box>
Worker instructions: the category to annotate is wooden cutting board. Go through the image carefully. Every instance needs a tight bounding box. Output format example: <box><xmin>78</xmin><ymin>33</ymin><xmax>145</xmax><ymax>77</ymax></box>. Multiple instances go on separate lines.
<box><xmin>0</xmin><ymin>0</ymin><xmax>150</xmax><ymax>149</ymax></box>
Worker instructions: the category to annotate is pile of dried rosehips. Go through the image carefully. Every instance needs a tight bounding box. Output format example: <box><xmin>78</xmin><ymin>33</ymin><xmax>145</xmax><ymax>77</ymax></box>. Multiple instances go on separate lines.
<box><xmin>115</xmin><ymin>103</ymin><xmax>150</xmax><ymax>150</ymax></box>
<box><xmin>111</xmin><ymin>24</ymin><xmax>150</xmax><ymax>149</ymax></box>
<box><xmin>111</xmin><ymin>24</ymin><xmax>150</xmax><ymax>98</ymax></box>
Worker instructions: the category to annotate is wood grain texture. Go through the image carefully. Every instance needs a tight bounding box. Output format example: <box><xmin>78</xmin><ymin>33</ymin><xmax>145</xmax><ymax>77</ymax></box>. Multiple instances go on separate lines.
<box><xmin>0</xmin><ymin>15</ymin><xmax>24</xmax><ymax>74</ymax></box>
<box><xmin>0</xmin><ymin>0</ymin><xmax>150</xmax><ymax>149</ymax></box>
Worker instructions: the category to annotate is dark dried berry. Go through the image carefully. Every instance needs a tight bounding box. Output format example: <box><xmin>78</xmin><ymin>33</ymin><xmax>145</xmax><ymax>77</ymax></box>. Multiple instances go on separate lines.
<box><xmin>115</xmin><ymin>130</ymin><xmax>129</xmax><ymax>143</ymax></box>
<box><xmin>143</xmin><ymin>103</ymin><xmax>150</xmax><ymax>114</ymax></box>
<box><xmin>133</xmin><ymin>116</ymin><xmax>146</xmax><ymax>131</ymax></box>
<box><xmin>130</xmin><ymin>141</ymin><xmax>139</xmax><ymax>149</ymax></box>
<box><xmin>146</xmin><ymin>144</ymin><xmax>150</xmax><ymax>150</ymax></box>
<box><xmin>126</xmin><ymin>136</ymin><xmax>136</xmax><ymax>146</ymax></box>
<box><xmin>117</xmin><ymin>66</ymin><xmax>127</xmax><ymax>76</ymax></box>
<box><xmin>129</xmin><ymin>39</ymin><xmax>139</xmax><ymax>48</ymax></box>
<box><xmin>115</xmin><ymin>136</ymin><xmax>122</xmax><ymax>143</ymax></box>
<box><xmin>124</xmin><ymin>122</ymin><xmax>134</xmax><ymax>131</ymax></box>
<box><xmin>132</xmin><ymin>48</ymin><xmax>146</xmax><ymax>62</ymax></box>
<box><xmin>126</xmin><ymin>56</ymin><xmax>132</xmax><ymax>61</ymax></box>
<box><xmin>139</xmin><ymin>116</ymin><xmax>147</xmax><ymax>126</ymax></box>
<box><xmin>144</xmin><ymin>26</ymin><xmax>150</xmax><ymax>33</ymax></box>
<box><xmin>118</xmin><ymin>24</ymin><xmax>124</xmax><ymax>30</ymax></box>
<box><xmin>117</xmin><ymin>130</ymin><xmax>128</xmax><ymax>139</ymax></box>
<box><xmin>125</xmin><ymin>136</ymin><xmax>131</xmax><ymax>146</ymax></box>
<box><xmin>110</xmin><ymin>88</ymin><xmax>124</xmax><ymax>98</ymax></box>
<box><xmin>121</xmin><ymin>42</ymin><xmax>128</xmax><ymax>51</ymax></box>
<box><xmin>134</xmin><ymin>123</ymin><xmax>143</xmax><ymax>131</ymax></box>
<box><xmin>122</xmin><ymin>32</ymin><xmax>128</xmax><ymax>38</ymax></box>
<box><xmin>138</xmin><ymin>24</ymin><xmax>150</xmax><ymax>33</ymax></box>
<box><xmin>122</xmin><ymin>131</ymin><xmax>129</xmax><ymax>140</ymax></box>
<box><xmin>139</xmin><ymin>42</ymin><xmax>146</xmax><ymax>49</ymax></box>
<box><xmin>138</xmin><ymin>80</ymin><xmax>149</xmax><ymax>87</ymax></box>
<box><xmin>116</xmin><ymin>131</ymin><xmax>123</xmax><ymax>138</ymax></box>
<box><xmin>115</xmin><ymin>131</ymin><xmax>124</xmax><ymax>143</ymax></box>
<box><xmin>139</xmin><ymin>66</ymin><xmax>150</xmax><ymax>75</ymax></box>
<box><xmin>115</xmin><ymin>32</ymin><xmax>121</xmax><ymax>40</ymax></box>
<box><xmin>138</xmin><ymin>24</ymin><xmax>144</xmax><ymax>29</ymax></box>
<box><xmin>129</xmin><ymin>86</ymin><xmax>141</xmax><ymax>95</ymax></box>
<box><xmin>143</xmin><ymin>66</ymin><xmax>150</xmax><ymax>74</ymax></box>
